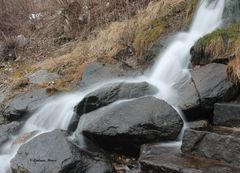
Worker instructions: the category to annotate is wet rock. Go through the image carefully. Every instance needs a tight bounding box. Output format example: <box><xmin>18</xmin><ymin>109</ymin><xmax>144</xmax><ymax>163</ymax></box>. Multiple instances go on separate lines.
<box><xmin>140</xmin><ymin>144</ymin><xmax>240</xmax><ymax>173</ymax></box>
<box><xmin>0</xmin><ymin>121</ymin><xmax>22</xmax><ymax>146</ymax></box>
<box><xmin>188</xmin><ymin>120</ymin><xmax>209</xmax><ymax>130</ymax></box>
<box><xmin>213</xmin><ymin>103</ymin><xmax>240</xmax><ymax>127</ymax></box>
<box><xmin>178</xmin><ymin>78</ymin><xmax>200</xmax><ymax>120</ymax></box>
<box><xmin>76</xmin><ymin>62</ymin><xmax>140</xmax><ymax>88</ymax></box>
<box><xmin>190</xmin><ymin>46</ymin><xmax>230</xmax><ymax>67</ymax></box>
<box><xmin>77</xmin><ymin>96</ymin><xmax>183</xmax><ymax>156</ymax></box>
<box><xmin>68</xmin><ymin>81</ymin><xmax>158</xmax><ymax>132</ymax></box>
<box><xmin>179</xmin><ymin>63</ymin><xmax>238</xmax><ymax>121</ymax></box>
<box><xmin>28</xmin><ymin>70</ymin><xmax>60</xmax><ymax>85</ymax></box>
<box><xmin>3</xmin><ymin>89</ymin><xmax>49</xmax><ymax>121</ymax></box>
<box><xmin>181</xmin><ymin>128</ymin><xmax>240</xmax><ymax>166</ymax></box>
<box><xmin>11</xmin><ymin>130</ymin><xmax>113</xmax><ymax>173</ymax></box>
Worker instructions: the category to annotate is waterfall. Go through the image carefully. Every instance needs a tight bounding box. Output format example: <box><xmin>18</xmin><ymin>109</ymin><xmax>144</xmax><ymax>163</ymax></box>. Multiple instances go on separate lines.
<box><xmin>0</xmin><ymin>0</ymin><xmax>226</xmax><ymax>172</ymax></box>
<box><xmin>149</xmin><ymin>0</ymin><xmax>225</xmax><ymax>105</ymax></box>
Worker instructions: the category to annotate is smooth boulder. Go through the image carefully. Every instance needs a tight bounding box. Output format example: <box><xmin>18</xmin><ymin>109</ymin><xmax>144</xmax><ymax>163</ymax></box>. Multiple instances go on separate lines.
<box><xmin>213</xmin><ymin>103</ymin><xmax>240</xmax><ymax>127</ymax></box>
<box><xmin>181</xmin><ymin>128</ymin><xmax>240</xmax><ymax>166</ymax></box>
<box><xmin>179</xmin><ymin>63</ymin><xmax>238</xmax><ymax>121</ymax></box>
<box><xmin>77</xmin><ymin>96</ymin><xmax>183</xmax><ymax>156</ymax></box>
<box><xmin>76</xmin><ymin>62</ymin><xmax>140</xmax><ymax>88</ymax></box>
<box><xmin>68</xmin><ymin>81</ymin><xmax>158</xmax><ymax>132</ymax></box>
<box><xmin>11</xmin><ymin>130</ymin><xmax>113</xmax><ymax>173</ymax></box>
<box><xmin>3</xmin><ymin>89</ymin><xmax>49</xmax><ymax>121</ymax></box>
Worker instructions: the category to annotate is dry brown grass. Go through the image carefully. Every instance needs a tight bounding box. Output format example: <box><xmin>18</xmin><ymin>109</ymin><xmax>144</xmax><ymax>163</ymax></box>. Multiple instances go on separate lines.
<box><xmin>0</xmin><ymin>0</ymin><xmax>35</xmax><ymax>38</ymax></box>
<box><xmin>1</xmin><ymin>0</ymin><xmax>199</xmax><ymax>94</ymax></box>
<box><xmin>205</xmin><ymin>37</ymin><xmax>235</xmax><ymax>60</ymax></box>
<box><xmin>33</xmin><ymin>1</ymin><xmax>163</xmax><ymax>67</ymax></box>
<box><xmin>227</xmin><ymin>38</ymin><xmax>240</xmax><ymax>84</ymax></box>
<box><xmin>29</xmin><ymin>0</ymin><xmax>198</xmax><ymax>89</ymax></box>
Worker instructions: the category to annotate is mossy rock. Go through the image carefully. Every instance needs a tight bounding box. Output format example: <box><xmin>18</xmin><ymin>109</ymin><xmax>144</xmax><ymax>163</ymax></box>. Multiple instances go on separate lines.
<box><xmin>195</xmin><ymin>24</ymin><xmax>240</xmax><ymax>49</ymax></box>
<box><xmin>191</xmin><ymin>23</ymin><xmax>240</xmax><ymax>66</ymax></box>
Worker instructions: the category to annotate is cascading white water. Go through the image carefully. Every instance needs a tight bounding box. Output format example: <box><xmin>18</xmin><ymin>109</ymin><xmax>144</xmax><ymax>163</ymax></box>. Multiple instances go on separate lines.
<box><xmin>0</xmin><ymin>0</ymin><xmax>226</xmax><ymax>172</ymax></box>
<box><xmin>149</xmin><ymin>0</ymin><xmax>225</xmax><ymax>105</ymax></box>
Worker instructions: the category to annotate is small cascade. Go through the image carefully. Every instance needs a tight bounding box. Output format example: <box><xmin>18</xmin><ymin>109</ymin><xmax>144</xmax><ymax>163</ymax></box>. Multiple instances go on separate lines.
<box><xmin>149</xmin><ymin>0</ymin><xmax>225</xmax><ymax>106</ymax></box>
<box><xmin>0</xmin><ymin>0</ymin><xmax>228</xmax><ymax>172</ymax></box>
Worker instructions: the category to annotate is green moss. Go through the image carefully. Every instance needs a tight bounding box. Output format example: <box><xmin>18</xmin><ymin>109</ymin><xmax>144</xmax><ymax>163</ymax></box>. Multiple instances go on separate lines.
<box><xmin>133</xmin><ymin>18</ymin><xmax>165</xmax><ymax>56</ymax></box>
<box><xmin>195</xmin><ymin>23</ymin><xmax>240</xmax><ymax>49</ymax></box>
<box><xmin>10</xmin><ymin>63</ymin><xmax>33</xmax><ymax>79</ymax></box>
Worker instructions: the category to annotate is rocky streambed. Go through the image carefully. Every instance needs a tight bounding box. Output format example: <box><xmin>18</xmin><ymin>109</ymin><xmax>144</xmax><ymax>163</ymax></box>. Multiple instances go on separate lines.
<box><xmin>0</xmin><ymin>61</ymin><xmax>240</xmax><ymax>173</ymax></box>
<box><xmin>1</xmin><ymin>0</ymin><xmax>240</xmax><ymax>172</ymax></box>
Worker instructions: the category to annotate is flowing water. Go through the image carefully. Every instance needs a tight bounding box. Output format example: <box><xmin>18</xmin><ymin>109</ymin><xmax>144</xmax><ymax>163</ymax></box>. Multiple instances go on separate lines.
<box><xmin>0</xmin><ymin>0</ymin><xmax>226</xmax><ymax>172</ymax></box>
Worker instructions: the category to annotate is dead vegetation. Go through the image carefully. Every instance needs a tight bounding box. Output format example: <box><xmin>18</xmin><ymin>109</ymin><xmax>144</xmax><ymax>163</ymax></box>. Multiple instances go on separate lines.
<box><xmin>29</xmin><ymin>0</ymin><xmax>199</xmax><ymax>90</ymax></box>
<box><xmin>0</xmin><ymin>0</ymin><xmax>34</xmax><ymax>37</ymax></box>
<box><xmin>0</xmin><ymin>0</ymin><xmax>199</xmax><ymax>97</ymax></box>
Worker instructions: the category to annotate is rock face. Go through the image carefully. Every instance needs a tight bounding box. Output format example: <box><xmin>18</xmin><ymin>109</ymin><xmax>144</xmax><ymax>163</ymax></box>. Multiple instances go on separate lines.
<box><xmin>181</xmin><ymin>128</ymin><xmax>240</xmax><ymax>166</ymax></box>
<box><xmin>140</xmin><ymin>144</ymin><xmax>240</xmax><ymax>173</ymax></box>
<box><xmin>76</xmin><ymin>62</ymin><xmax>140</xmax><ymax>88</ymax></box>
<box><xmin>77</xmin><ymin>96</ymin><xmax>183</xmax><ymax>156</ymax></box>
<box><xmin>213</xmin><ymin>103</ymin><xmax>240</xmax><ymax>127</ymax></box>
<box><xmin>68</xmin><ymin>82</ymin><xmax>158</xmax><ymax>132</ymax></box>
<box><xmin>178</xmin><ymin>78</ymin><xmax>200</xmax><ymax>120</ymax></box>
<box><xmin>0</xmin><ymin>121</ymin><xmax>22</xmax><ymax>146</ymax></box>
<box><xmin>179</xmin><ymin>63</ymin><xmax>238</xmax><ymax>121</ymax></box>
<box><xmin>11</xmin><ymin>130</ymin><xmax>113</xmax><ymax>173</ymax></box>
<box><xmin>28</xmin><ymin>70</ymin><xmax>60</xmax><ymax>85</ymax></box>
<box><xmin>3</xmin><ymin>89</ymin><xmax>49</xmax><ymax>121</ymax></box>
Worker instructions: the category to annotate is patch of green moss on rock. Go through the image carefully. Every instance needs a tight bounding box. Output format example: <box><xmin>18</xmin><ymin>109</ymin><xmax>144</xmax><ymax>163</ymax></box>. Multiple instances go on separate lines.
<box><xmin>195</xmin><ymin>23</ymin><xmax>240</xmax><ymax>49</ymax></box>
<box><xmin>191</xmin><ymin>23</ymin><xmax>240</xmax><ymax>66</ymax></box>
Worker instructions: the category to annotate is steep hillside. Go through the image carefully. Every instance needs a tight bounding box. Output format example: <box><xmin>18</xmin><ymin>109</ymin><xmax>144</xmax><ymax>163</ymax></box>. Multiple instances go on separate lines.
<box><xmin>0</xmin><ymin>0</ymin><xmax>198</xmax><ymax>100</ymax></box>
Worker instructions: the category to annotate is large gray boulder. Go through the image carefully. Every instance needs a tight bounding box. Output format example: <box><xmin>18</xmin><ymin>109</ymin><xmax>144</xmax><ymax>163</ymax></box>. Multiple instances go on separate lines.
<box><xmin>213</xmin><ymin>103</ymin><xmax>240</xmax><ymax>127</ymax></box>
<box><xmin>3</xmin><ymin>89</ymin><xmax>49</xmax><ymax>121</ymax></box>
<box><xmin>140</xmin><ymin>144</ymin><xmax>240</xmax><ymax>173</ymax></box>
<box><xmin>181</xmin><ymin>128</ymin><xmax>240</xmax><ymax>166</ymax></box>
<box><xmin>11</xmin><ymin>130</ymin><xmax>113</xmax><ymax>173</ymax></box>
<box><xmin>77</xmin><ymin>96</ymin><xmax>183</xmax><ymax>156</ymax></box>
<box><xmin>68</xmin><ymin>81</ymin><xmax>158</xmax><ymax>132</ymax></box>
<box><xmin>179</xmin><ymin>63</ymin><xmax>238</xmax><ymax>121</ymax></box>
<box><xmin>76</xmin><ymin>62</ymin><xmax>140</xmax><ymax>88</ymax></box>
